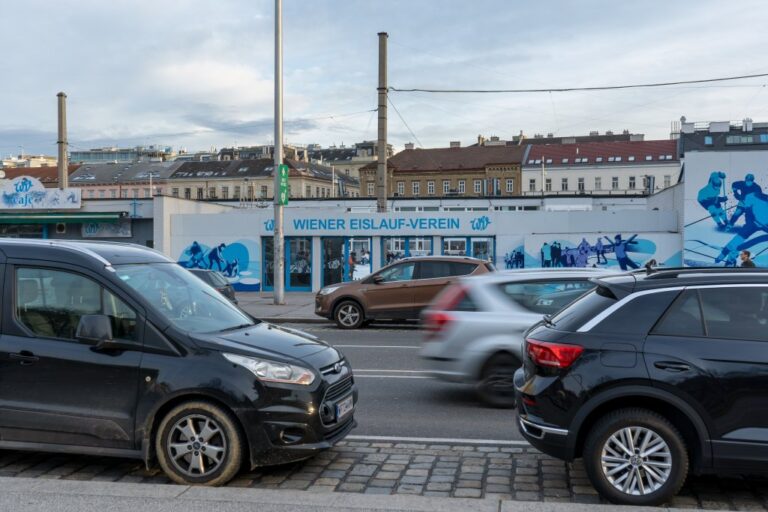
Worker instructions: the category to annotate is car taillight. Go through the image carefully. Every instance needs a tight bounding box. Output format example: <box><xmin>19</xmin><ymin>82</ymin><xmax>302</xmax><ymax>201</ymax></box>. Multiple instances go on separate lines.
<box><xmin>526</xmin><ymin>339</ymin><xmax>583</xmax><ymax>369</ymax></box>
<box><xmin>423</xmin><ymin>311</ymin><xmax>454</xmax><ymax>340</ymax></box>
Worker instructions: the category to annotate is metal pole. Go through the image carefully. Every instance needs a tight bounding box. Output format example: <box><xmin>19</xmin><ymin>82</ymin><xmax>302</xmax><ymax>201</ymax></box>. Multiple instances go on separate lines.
<box><xmin>376</xmin><ymin>32</ymin><xmax>388</xmax><ymax>213</ymax></box>
<box><xmin>273</xmin><ymin>0</ymin><xmax>285</xmax><ymax>304</ymax></box>
<box><xmin>57</xmin><ymin>92</ymin><xmax>68</xmax><ymax>190</ymax></box>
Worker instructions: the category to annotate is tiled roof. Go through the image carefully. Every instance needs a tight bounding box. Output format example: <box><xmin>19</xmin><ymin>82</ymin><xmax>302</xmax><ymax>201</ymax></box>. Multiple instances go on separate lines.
<box><xmin>69</xmin><ymin>161</ymin><xmax>183</xmax><ymax>184</ymax></box>
<box><xmin>169</xmin><ymin>159</ymin><xmax>359</xmax><ymax>185</ymax></box>
<box><xmin>361</xmin><ymin>145</ymin><xmax>525</xmax><ymax>173</ymax></box>
<box><xmin>3</xmin><ymin>165</ymin><xmax>80</xmax><ymax>184</ymax></box>
<box><xmin>524</xmin><ymin>140</ymin><xmax>678</xmax><ymax>167</ymax></box>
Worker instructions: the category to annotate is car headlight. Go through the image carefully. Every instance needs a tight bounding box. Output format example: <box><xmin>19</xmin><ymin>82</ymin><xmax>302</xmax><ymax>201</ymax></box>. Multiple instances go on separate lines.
<box><xmin>223</xmin><ymin>353</ymin><xmax>315</xmax><ymax>386</ymax></box>
<box><xmin>318</xmin><ymin>286</ymin><xmax>341</xmax><ymax>296</ymax></box>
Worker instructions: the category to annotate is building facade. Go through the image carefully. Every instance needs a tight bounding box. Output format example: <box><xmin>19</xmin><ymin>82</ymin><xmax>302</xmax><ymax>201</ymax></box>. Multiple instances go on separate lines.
<box><xmin>359</xmin><ymin>145</ymin><xmax>525</xmax><ymax>199</ymax></box>
<box><xmin>69</xmin><ymin>145</ymin><xmax>175</xmax><ymax>164</ymax></box>
<box><xmin>308</xmin><ymin>141</ymin><xmax>394</xmax><ymax>180</ymax></box>
<box><xmin>521</xmin><ymin>140</ymin><xmax>680</xmax><ymax>196</ymax></box>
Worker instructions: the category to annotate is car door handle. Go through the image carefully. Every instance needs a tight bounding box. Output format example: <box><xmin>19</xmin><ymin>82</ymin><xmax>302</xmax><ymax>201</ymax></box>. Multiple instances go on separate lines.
<box><xmin>654</xmin><ymin>361</ymin><xmax>690</xmax><ymax>372</ymax></box>
<box><xmin>9</xmin><ymin>351</ymin><xmax>39</xmax><ymax>365</ymax></box>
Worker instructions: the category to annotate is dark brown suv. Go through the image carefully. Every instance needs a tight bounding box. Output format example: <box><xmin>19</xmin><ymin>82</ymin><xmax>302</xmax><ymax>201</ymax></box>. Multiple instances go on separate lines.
<box><xmin>315</xmin><ymin>256</ymin><xmax>494</xmax><ymax>328</ymax></box>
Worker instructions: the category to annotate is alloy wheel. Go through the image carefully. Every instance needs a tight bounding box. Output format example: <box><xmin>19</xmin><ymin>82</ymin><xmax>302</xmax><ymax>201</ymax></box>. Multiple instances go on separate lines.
<box><xmin>601</xmin><ymin>426</ymin><xmax>672</xmax><ymax>496</ymax></box>
<box><xmin>338</xmin><ymin>304</ymin><xmax>360</xmax><ymax>327</ymax></box>
<box><xmin>167</xmin><ymin>414</ymin><xmax>227</xmax><ymax>478</ymax></box>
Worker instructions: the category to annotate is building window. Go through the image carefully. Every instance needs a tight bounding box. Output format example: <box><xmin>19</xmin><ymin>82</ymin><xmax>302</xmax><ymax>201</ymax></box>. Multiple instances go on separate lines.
<box><xmin>98</xmin><ymin>190</ymin><xmax>105</xmax><ymax>199</ymax></box>
<box><xmin>412</xmin><ymin>181</ymin><xmax>420</xmax><ymax>196</ymax></box>
<box><xmin>561</xmin><ymin>178</ymin><xmax>568</xmax><ymax>191</ymax></box>
<box><xmin>628</xmin><ymin>156</ymin><xmax>635</xmax><ymax>161</ymax></box>
<box><xmin>545</xmin><ymin>178</ymin><xmax>552</xmax><ymax>192</ymax></box>
<box><xmin>143</xmin><ymin>188</ymin><xmax>150</xmax><ymax>198</ymax></box>
<box><xmin>132</xmin><ymin>189</ymin><xmax>139</xmax><ymax>198</ymax></box>
<box><xmin>427</xmin><ymin>181</ymin><xmax>435</xmax><ymax>195</ymax></box>
<box><xmin>367</xmin><ymin>182</ymin><xmax>374</xmax><ymax>196</ymax></box>
<box><xmin>629</xmin><ymin>176</ymin><xmax>636</xmax><ymax>190</ymax></box>
<box><xmin>612</xmin><ymin>177</ymin><xmax>619</xmax><ymax>190</ymax></box>
<box><xmin>506</xmin><ymin>179</ymin><xmax>514</xmax><ymax>193</ymax></box>
<box><xmin>156</xmin><ymin>188</ymin><xmax>162</xmax><ymax>196</ymax></box>
<box><xmin>197</xmin><ymin>188</ymin><xmax>204</xmax><ymax>199</ymax></box>
<box><xmin>458</xmin><ymin>180</ymin><xmax>465</xmax><ymax>194</ymax></box>
<box><xmin>474</xmin><ymin>180</ymin><xmax>482</xmax><ymax>194</ymax></box>
<box><xmin>529</xmin><ymin>179</ymin><xmax>536</xmax><ymax>192</ymax></box>
<box><xmin>704</xmin><ymin>136</ymin><xmax>713</xmax><ymax>145</ymax></box>
<box><xmin>110</xmin><ymin>189</ymin><xmax>117</xmax><ymax>199</ymax></box>
<box><xmin>234</xmin><ymin>186</ymin><xmax>241</xmax><ymax>199</ymax></box>
<box><xmin>397</xmin><ymin>181</ymin><xmax>405</xmax><ymax>196</ymax></box>
<box><xmin>306</xmin><ymin>185</ymin><xmax>312</xmax><ymax>197</ymax></box>
<box><xmin>121</xmin><ymin>190</ymin><xmax>128</xmax><ymax>198</ymax></box>
<box><xmin>596</xmin><ymin>157</ymin><xmax>603</xmax><ymax>163</ymax></box>
<box><xmin>578</xmin><ymin>178</ymin><xmax>585</xmax><ymax>192</ymax></box>
<box><xmin>594</xmin><ymin>177</ymin><xmax>602</xmax><ymax>190</ymax></box>
<box><xmin>208</xmin><ymin>187</ymin><xmax>216</xmax><ymax>199</ymax></box>
<box><xmin>87</xmin><ymin>190</ymin><xmax>95</xmax><ymax>199</ymax></box>
<box><xmin>645</xmin><ymin>155</ymin><xmax>653</xmax><ymax>161</ymax></box>
<box><xmin>443</xmin><ymin>180</ymin><xmax>450</xmax><ymax>194</ymax></box>
<box><xmin>260</xmin><ymin>185</ymin><xmax>268</xmax><ymax>198</ymax></box>
<box><xmin>221</xmin><ymin>186</ymin><xmax>229</xmax><ymax>199</ymax></box>
<box><xmin>664</xmin><ymin>175</ymin><xmax>671</xmax><ymax>187</ymax></box>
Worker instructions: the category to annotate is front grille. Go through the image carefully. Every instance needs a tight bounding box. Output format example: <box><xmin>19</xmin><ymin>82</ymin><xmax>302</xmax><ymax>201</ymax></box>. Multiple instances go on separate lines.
<box><xmin>320</xmin><ymin>358</ymin><xmax>346</xmax><ymax>376</ymax></box>
<box><xmin>324</xmin><ymin>376</ymin><xmax>353</xmax><ymax>402</ymax></box>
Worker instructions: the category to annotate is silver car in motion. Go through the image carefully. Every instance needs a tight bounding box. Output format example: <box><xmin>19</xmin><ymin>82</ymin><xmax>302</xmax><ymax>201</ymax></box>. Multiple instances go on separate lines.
<box><xmin>419</xmin><ymin>268</ymin><xmax>615</xmax><ymax>408</ymax></box>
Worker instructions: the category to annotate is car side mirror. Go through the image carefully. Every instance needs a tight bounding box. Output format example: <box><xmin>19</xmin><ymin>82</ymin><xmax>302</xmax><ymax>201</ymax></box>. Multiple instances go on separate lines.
<box><xmin>76</xmin><ymin>314</ymin><xmax>114</xmax><ymax>345</ymax></box>
<box><xmin>373</xmin><ymin>275</ymin><xmax>384</xmax><ymax>284</ymax></box>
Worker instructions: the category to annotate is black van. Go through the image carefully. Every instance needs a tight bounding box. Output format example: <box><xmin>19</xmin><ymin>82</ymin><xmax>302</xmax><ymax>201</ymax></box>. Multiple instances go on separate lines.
<box><xmin>0</xmin><ymin>239</ymin><xmax>356</xmax><ymax>485</ymax></box>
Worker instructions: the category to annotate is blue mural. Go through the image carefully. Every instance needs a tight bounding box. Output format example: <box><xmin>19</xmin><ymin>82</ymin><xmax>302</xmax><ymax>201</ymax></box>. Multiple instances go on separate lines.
<box><xmin>526</xmin><ymin>235</ymin><xmax>664</xmax><ymax>270</ymax></box>
<box><xmin>502</xmin><ymin>246</ymin><xmax>526</xmax><ymax>269</ymax></box>
<box><xmin>178</xmin><ymin>239</ymin><xmax>260</xmax><ymax>291</ymax></box>
<box><xmin>685</xmin><ymin>166</ymin><xmax>768</xmax><ymax>267</ymax></box>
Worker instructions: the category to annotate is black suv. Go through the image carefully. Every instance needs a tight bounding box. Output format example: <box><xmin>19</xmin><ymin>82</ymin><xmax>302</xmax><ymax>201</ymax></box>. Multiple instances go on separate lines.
<box><xmin>0</xmin><ymin>239</ymin><xmax>356</xmax><ymax>486</ymax></box>
<box><xmin>515</xmin><ymin>268</ymin><xmax>768</xmax><ymax>505</ymax></box>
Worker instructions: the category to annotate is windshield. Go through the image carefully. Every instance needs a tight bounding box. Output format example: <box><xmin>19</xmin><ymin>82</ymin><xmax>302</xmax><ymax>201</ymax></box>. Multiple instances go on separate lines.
<box><xmin>115</xmin><ymin>263</ymin><xmax>254</xmax><ymax>333</ymax></box>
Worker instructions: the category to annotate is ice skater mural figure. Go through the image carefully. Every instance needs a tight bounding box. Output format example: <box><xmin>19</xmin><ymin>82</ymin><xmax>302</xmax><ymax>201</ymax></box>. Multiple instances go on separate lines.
<box><xmin>606</xmin><ymin>234</ymin><xmax>640</xmax><ymax>270</ymax></box>
<box><xmin>223</xmin><ymin>258</ymin><xmax>240</xmax><ymax>278</ymax></box>
<box><xmin>728</xmin><ymin>173</ymin><xmax>762</xmax><ymax>228</ymax></box>
<box><xmin>183</xmin><ymin>241</ymin><xmax>206</xmax><ymax>268</ymax></box>
<box><xmin>715</xmin><ymin>191</ymin><xmax>768</xmax><ymax>266</ymax></box>
<box><xmin>697</xmin><ymin>171</ymin><xmax>729</xmax><ymax>229</ymax></box>
<box><xmin>541</xmin><ymin>243</ymin><xmax>552</xmax><ymax>267</ymax></box>
<box><xmin>595</xmin><ymin>238</ymin><xmax>606</xmax><ymax>264</ymax></box>
<box><xmin>208</xmin><ymin>243</ymin><xmax>227</xmax><ymax>271</ymax></box>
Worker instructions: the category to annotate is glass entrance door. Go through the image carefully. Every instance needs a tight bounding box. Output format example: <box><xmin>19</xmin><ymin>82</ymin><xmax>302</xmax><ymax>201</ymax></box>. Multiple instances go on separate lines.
<box><xmin>322</xmin><ymin>237</ymin><xmax>345</xmax><ymax>287</ymax></box>
<box><xmin>471</xmin><ymin>238</ymin><xmax>494</xmax><ymax>262</ymax></box>
<box><xmin>348</xmin><ymin>237</ymin><xmax>372</xmax><ymax>281</ymax></box>
<box><xmin>287</xmin><ymin>237</ymin><xmax>312</xmax><ymax>291</ymax></box>
<box><xmin>262</xmin><ymin>237</ymin><xmax>274</xmax><ymax>290</ymax></box>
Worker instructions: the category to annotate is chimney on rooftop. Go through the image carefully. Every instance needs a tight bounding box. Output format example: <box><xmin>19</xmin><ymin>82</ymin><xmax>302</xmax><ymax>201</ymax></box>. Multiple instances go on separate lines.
<box><xmin>450</xmin><ymin>141</ymin><xmax>461</xmax><ymax>148</ymax></box>
<box><xmin>477</xmin><ymin>134</ymin><xmax>486</xmax><ymax>146</ymax></box>
<box><xmin>404</xmin><ymin>142</ymin><xmax>415</xmax><ymax>150</ymax></box>
<box><xmin>589</xmin><ymin>131</ymin><xmax>599</xmax><ymax>136</ymax></box>
<box><xmin>605</xmin><ymin>130</ymin><xmax>614</xmax><ymax>136</ymax></box>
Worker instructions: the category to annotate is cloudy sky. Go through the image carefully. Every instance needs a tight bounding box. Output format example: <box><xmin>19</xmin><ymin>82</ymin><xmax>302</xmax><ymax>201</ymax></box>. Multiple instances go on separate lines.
<box><xmin>2</xmin><ymin>0</ymin><xmax>768</xmax><ymax>157</ymax></box>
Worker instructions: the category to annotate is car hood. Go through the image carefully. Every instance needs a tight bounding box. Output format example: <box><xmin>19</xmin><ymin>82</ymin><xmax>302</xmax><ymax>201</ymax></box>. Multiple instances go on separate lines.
<box><xmin>191</xmin><ymin>322</ymin><xmax>341</xmax><ymax>370</ymax></box>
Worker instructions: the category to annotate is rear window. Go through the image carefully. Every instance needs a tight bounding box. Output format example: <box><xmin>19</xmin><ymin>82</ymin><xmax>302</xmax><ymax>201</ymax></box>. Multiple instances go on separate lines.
<box><xmin>549</xmin><ymin>287</ymin><xmax>616</xmax><ymax>331</ymax></box>
<box><xmin>593</xmin><ymin>290</ymin><xmax>678</xmax><ymax>335</ymax></box>
<box><xmin>450</xmin><ymin>262</ymin><xmax>477</xmax><ymax>276</ymax></box>
<box><xmin>499</xmin><ymin>280</ymin><xmax>595</xmax><ymax>315</ymax></box>
<box><xmin>207</xmin><ymin>271</ymin><xmax>229</xmax><ymax>287</ymax></box>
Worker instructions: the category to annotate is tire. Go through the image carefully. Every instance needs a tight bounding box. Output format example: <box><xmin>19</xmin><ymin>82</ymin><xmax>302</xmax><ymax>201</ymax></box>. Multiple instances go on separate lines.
<box><xmin>476</xmin><ymin>353</ymin><xmax>520</xmax><ymax>408</ymax></box>
<box><xmin>156</xmin><ymin>401</ymin><xmax>244</xmax><ymax>486</ymax></box>
<box><xmin>583</xmin><ymin>408</ymin><xmax>689</xmax><ymax>506</ymax></box>
<box><xmin>334</xmin><ymin>300</ymin><xmax>364</xmax><ymax>329</ymax></box>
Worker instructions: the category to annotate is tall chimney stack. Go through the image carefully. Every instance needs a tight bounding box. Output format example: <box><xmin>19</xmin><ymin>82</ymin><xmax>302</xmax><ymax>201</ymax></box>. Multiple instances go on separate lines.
<box><xmin>57</xmin><ymin>92</ymin><xmax>69</xmax><ymax>189</ymax></box>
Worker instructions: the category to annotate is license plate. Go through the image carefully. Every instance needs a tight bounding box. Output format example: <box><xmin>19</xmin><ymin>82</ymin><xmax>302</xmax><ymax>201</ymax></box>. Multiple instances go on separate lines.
<box><xmin>335</xmin><ymin>395</ymin><xmax>354</xmax><ymax>420</ymax></box>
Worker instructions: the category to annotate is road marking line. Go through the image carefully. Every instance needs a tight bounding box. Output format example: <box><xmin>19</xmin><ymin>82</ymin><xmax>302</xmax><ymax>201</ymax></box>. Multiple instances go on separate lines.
<box><xmin>354</xmin><ymin>369</ymin><xmax>428</xmax><ymax>373</ymax></box>
<box><xmin>346</xmin><ymin>435</ymin><xmax>529</xmax><ymax>446</ymax></box>
<box><xmin>334</xmin><ymin>345</ymin><xmax>419</xmax><ymax>349</ymax></box>
<box><xmin>353</xmin><ymin>375</ymin><xmax>432</xmax><ymax>379</ymax></box>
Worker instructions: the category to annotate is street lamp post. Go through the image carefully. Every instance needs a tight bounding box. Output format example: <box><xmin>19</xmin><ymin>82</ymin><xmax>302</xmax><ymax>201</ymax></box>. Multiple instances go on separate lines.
<box><xmin>273</xmin><ymin>0</ymin><xmax>285</xmax><ymax>304</ymax></box>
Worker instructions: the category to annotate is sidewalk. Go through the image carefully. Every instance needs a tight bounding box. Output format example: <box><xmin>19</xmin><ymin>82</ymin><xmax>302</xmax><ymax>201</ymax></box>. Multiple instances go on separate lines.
<box><xmin>237</xmin><ymin>292</ymin><xmax>328</xmax><ymax>324</ymax></box>
<box><xmin>0</xmin><ymin>476</ymin><xmax>732</xmax><ymax>512</ymax></box>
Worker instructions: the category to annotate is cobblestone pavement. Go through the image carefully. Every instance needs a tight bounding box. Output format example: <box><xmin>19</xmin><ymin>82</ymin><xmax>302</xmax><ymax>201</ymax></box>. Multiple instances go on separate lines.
<box><xmin>0</xmin><ymin>441</ymin><xmax>766</xmax><ymax>510</ymax></box>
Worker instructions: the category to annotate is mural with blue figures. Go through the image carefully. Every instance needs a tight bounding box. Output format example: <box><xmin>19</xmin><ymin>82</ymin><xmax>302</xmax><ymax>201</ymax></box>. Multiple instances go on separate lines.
<box><xmin>683</xmin><ymin>152</ymin><xmax>768</xmax><ymax>268</ymax></box>
<box><xmin>501</xmin><ymin>245</ymin><xmax>537</xmax><ymax>269</ymax></box>
<box><xmin>178</xmin><ymin>239</ymin><xmax>261</xmax><ymax>291</ymax></box>
<box><xmin>525</xmin><ymin>234</ymin><xmax>679</xmax><ymax>270</ymax></box>
<box><xmin>1</xmin><ymin>176</ymin><xmax>81</xmax><ymax>209</ymax></box>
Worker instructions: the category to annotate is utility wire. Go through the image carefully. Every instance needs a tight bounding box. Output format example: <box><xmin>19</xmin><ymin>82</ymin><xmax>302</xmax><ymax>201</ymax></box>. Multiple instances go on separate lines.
<box><xmin>389</xmin><ymin>72</ymin><xmax>768</xmax><ymax>94</ymax></box>
<box><xmin>387</xmin><ymin>97</ymin><xmax>423</xmax><ymax>148</ymax></box>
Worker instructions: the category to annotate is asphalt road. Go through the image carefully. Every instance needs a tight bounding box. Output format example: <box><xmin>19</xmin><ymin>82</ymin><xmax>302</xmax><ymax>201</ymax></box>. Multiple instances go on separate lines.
<box><xmin>285</xmin><ymin>323</ymin><xmax>522</xmax><ymax>442</ymax></box>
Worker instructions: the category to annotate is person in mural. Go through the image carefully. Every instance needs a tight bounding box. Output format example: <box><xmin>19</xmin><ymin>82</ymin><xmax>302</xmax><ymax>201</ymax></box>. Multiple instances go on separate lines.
<box><xmin>605</xmin><ymin>234</ymin><xmax>640</xmax><ymax>270</ymax></box>
<box><xmin>186</xmin><ymin>241</ymin><xmax>205</xmax><ymax>268</ymax></box>
<box><xmin>208</xmin><ymin>243</ymin><xmax>227</xmax><ymax>271</ymax></box>
<box><xmin>552</xmin><ymin>242</ymin><xmax>562</xmax><ymax>267</ymax></box>
<box><xmin>715</xmin><ymin>191</ymin><xmax>768</xmax><ymax>266</ymax></box>
<box><xmin>697</xmin><ymin>171</ymin><xmax>729</xmax><ymax>230</ymax></box>
<box><xmin>223</xmin><ymin>258</ymin><xmax>240</xmax><ymax>278</ymax></box>
<box><xmin>504</xmin><ymin>252</ymin><xmax>512</xmax><ymax>269</ymax></box>
<box><xmin>541</xmin><ymin>243</ymin><xmax>552</xmax><ymax>267</ymax></box>
<box><xmin>515</xmin><ymin>250</ymin><xmax>524</xmax><ymax>268</ymax></box>
<box><xmin>575</xmin><ymin>247</ymin><xmax>589</xmax><ymax>267</ymax></box>
<box><xmin>595</xmin><ymin>237</ymin><xmax>606</xmax><ymax>264</ymax></box>
<box><xmin>728</xmin><ymin>173</ymin><xmax>763</xmax><ymax>228</ymax></box>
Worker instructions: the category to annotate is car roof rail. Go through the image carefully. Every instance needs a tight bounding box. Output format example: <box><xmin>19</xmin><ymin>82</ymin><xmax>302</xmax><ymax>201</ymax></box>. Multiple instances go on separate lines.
<box><xmin>644</xmin><ymin>267</ymin><xmax>768</xmax><ymax>279</ymax></box>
